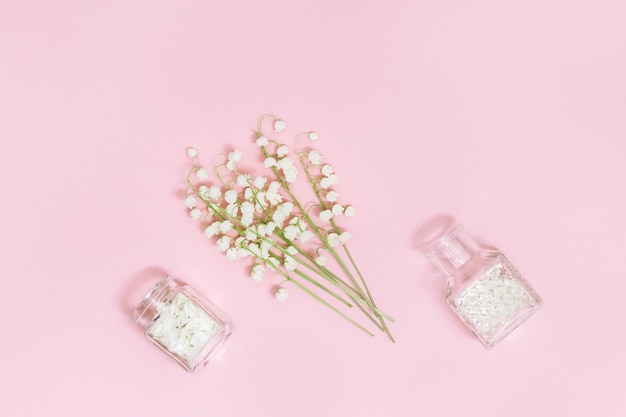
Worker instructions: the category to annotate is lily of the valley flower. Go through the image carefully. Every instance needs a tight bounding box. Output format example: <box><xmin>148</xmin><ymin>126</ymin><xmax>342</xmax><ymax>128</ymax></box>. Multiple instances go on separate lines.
<box><xmin>189</xmin><ymin>208</ymin><xmax>202</xmax><ymax>220</ymax></box>
<box><xmin>186</xmin><ymin>147</ymin><xmax>198</xmax><ymax>158</ymax></box>
<box><xmin>275</xmin><ymin>287</ymin><xmax>289</xmax><ymax>302</ymax></box>
<box><xmin>185</xmin><ymin>195</ymin><xmax>197</xmax><ymax>208</ymax></box>
<box><xmin>326</xmin><ymin>190</ymin><xmax>338</xmax><ymax>202</ymax></box>
<box><xmin>196</xmin><ymin>168</ymin><xmax>209</xmax><ymax>180</ymax></box>
<box><xmin>251</xmin><ymin>264</ymin><xmax>265</xmax><ymax>282</ymax></box>
<box><xmin>344</xmin><ymin>206</ymin><xmax>357</xmax><ymax>218</ymax></box>
<box><xmin>273</xmin><ymin>119</ymin><xmax>287</xmax><ymax>132</ymax></box>
<box><xmin>308</xmin><ymin>150</ymin><xmax>322</xmax><ymax>165</ymax></box>
<box><xmin>319</xmin><ymin>209</ymin><xmax>333</xmax><ymax>222</ymax></box>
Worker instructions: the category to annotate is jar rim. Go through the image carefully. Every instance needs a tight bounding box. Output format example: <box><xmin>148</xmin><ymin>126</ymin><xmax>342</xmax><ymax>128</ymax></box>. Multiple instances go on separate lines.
<box><xmin>132</xmin><ymin>275</ymin><xmax>174</xmax><ymax>326</ymax></box>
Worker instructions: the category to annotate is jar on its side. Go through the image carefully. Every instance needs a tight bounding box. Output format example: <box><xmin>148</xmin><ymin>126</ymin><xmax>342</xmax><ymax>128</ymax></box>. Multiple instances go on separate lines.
<box><xmin>133</xmin><ymin>276</ymin><xmax>232</xmax><ymax>373</ymax></box>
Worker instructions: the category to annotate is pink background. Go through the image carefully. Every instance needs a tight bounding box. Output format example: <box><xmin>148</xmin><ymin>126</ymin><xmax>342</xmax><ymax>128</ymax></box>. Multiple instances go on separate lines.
<box><xmin>1</xmin><ymin>1</ymin><xmax>625</xmax><ymax>416</ymax></box>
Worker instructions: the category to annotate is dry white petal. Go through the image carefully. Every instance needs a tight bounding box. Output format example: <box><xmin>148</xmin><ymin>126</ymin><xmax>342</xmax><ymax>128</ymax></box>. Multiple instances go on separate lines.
<box><xmin>321</xmin><ymin>165</ymin><xmax>333</xmax><ymax>176</ymax></box>
<box><xmin>196</xmin><ymin>168</ymin><xmax>209</xmax><ymax>180</ymax></box>
<box><xmin>147</xmin><ymin>293</ymin><xmax>221</xmax><ymax>365</ymax></box>
<box><xmin>344</xmin><ymin>206</ymin><xmax>356</xmax><ymax>218</ymax></box>
<box><xmin>275</xmin><ymin>287</ymin><xmax>289</xmax><ymax>302</ymax></box>
<box><xmin>308</xmin><ymin>131</ymin><xmax>319</xmax><ymax>141</ymax></box>
<box><xmin>186</xmin><ymin>147</ymin><xmax>198</xmax><ymax>158</ymax></box>
<box><xmin>256</xmin><ymin>136</ymin><xmax>269</xmax><ymax>147</ymax></box>
<box><xmin>185</xmin><ymin>195</ymin><xmax>197</xmax><ymax>208</ymax></box>
<box><xmin>189</xmin><ymin>208</ymin><xmax>202</xmax><ymax>220</ymax></box>
<box><xmin>273</xmin><ymin>119</ymin><xmax>287</xmax><ymax>132</ymax></box>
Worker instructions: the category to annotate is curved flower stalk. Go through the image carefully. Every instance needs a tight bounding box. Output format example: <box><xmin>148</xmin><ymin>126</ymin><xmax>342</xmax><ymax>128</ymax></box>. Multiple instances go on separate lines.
<box><xmin>184</xmin><ymin>115</ymin><xmax>394</xmax><ymax>341</ymax></box>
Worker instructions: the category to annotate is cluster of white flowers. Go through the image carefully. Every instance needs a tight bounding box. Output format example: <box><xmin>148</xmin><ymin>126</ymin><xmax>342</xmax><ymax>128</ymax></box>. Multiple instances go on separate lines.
<box><xmin>263</xmin><ymin>152</ymin><xmax>298</xmax><ymax>183</ymax></box>
<box><xmin>186</xmin><ymin>132</ymin><xmax>357</xmax><ymax>289</ymax></box>
<box><xmin>183</xmin><ymin>116</ymin><xmax>383</xmax><ymax>325</ymax></box>
<box><xmin>183</xmin><ymin>116</ymin><xmax>394</xmax><ymax>340</ymax></box>
<box><xmin>192</xmin><ymin>153</ymin><xmax>353</xmax><ymax>284</ymax></box>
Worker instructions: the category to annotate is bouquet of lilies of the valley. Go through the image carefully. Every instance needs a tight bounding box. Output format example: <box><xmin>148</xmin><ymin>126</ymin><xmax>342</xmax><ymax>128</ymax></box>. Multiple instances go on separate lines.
<box><xmin>184</xmin><ymin>115</ymin><xmax>394</xmax><ymax>341</ymax></box>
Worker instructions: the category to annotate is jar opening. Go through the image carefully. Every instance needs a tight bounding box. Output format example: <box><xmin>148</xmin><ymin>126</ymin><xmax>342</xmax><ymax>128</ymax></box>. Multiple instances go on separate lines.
<box><xmin>132</xmin><ymin>276</ymin><xmax>176</xmax><ymax>329</ymax></box>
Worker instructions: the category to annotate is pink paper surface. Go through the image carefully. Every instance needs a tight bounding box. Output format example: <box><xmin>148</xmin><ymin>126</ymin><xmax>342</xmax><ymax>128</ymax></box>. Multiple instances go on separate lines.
<box><xmin>1</xmin><ymin>1</ymin><xmax>625</xmax><ymax>416</ymax></box>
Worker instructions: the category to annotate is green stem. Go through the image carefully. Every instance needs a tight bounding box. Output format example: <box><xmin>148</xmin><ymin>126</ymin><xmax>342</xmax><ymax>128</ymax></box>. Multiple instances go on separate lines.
<box><xmin>291</xmin><ymin>268</ymin><xmax>353</xmax><ymax>308</ymax></box>
<box><xmin>295</xmin><ymin>147</ymin><xmax>396</xmax><ymax>340</ymax></box>
<box><xmin>288</xmin><ymin>276</ymin><xmax>375</xmax><ymax>337</ymax></box>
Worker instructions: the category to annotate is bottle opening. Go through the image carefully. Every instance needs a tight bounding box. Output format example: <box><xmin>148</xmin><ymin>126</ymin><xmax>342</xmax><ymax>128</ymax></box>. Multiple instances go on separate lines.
<box><xmin>132</xmin><ymin>275</ymin><xmax>177</xmax><ymax>330</ymax></box>
<box><xmin>425</xmin><ymin>224</ymin><xmax>478</xmax><ymax>275</ymax></box>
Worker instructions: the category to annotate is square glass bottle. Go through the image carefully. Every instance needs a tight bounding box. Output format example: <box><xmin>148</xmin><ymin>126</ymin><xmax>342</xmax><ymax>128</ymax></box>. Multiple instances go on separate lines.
<box><xmin>133</xmin><ymin>276</ymin><xmax>233</xmax><ymax>372</ymax></box>
<box><xmin>425</xmin><ymin>224</ymin><xmax>542</xmax><ymax>349</ymax></box>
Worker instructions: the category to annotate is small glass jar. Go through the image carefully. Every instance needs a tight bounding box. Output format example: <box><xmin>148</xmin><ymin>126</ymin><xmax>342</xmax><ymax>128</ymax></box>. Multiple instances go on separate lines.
<box><xmin>425</xmin><ymin>224</ymin><xmax>542</xmax><ymax>349</ymax></box>
<box><xmin>133</xmin><ymin>276</ymin><xmax>233</xmax><ymax>373</ymax></box>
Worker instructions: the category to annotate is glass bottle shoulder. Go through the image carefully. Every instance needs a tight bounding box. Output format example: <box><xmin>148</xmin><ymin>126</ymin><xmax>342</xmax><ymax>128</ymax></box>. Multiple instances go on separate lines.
<box><xmin>445</xmin><ymin>250</ymin><xmax>507</xmax><ymax>298</ymax></box>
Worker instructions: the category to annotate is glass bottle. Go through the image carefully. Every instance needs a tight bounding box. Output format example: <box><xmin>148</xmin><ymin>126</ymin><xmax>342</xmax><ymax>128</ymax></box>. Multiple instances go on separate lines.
<box><xmin>133</xmin><ymin>276</ymin><xmax>233</xmax><ymax>373</ymax></box>
<box><xmin>425</xmin><ymin>224</ymin><xmax>542</xmax><ymax>349</ymax></box>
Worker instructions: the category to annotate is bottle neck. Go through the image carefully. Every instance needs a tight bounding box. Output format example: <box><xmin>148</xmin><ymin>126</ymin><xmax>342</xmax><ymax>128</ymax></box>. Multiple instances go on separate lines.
<box><xmin>425</xmin><ymin>224</ymin><xmax>479</xmax><ymax>275</ymax></box>
<box><xmin>132</xmin><ymin>276</ymin><xmax>180</xmax><ymax>330</ymax></box>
